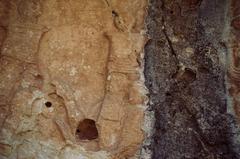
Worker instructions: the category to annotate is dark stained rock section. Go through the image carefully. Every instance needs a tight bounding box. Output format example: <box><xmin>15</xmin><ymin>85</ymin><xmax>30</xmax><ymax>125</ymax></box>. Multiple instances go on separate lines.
<box><xmin>144</xmin><ymin>0</ymin><xmax>240</xmax><ymax>158</ymax></box>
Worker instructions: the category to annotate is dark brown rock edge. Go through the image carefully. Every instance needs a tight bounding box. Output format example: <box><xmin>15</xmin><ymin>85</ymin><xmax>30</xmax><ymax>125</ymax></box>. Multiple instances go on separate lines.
<box><xmin>144</xmin><ymin>0</ymin><xmax>240</xmax><ymax>158</ymax></box>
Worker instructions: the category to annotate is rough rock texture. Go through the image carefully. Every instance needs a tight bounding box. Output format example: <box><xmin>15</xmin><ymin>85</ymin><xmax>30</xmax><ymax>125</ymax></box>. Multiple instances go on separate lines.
<box><xmin>144</xmin><ymin>0</ymin><xmax>240</xmax><ymax>158</ymax></box>
<box><xmin>3</xmin><ymin>0</ymin><xmax>240</xmax><ymax>159</ymax></box>
<box><xmin>0</xmin><ymin>0</ymin><xmax>148</xmax><ymax>158</ymax></box>
<box><xmin>229</xmin><ymin>0</ymin><xmax>240</xmax><ymax>125</ymax></box>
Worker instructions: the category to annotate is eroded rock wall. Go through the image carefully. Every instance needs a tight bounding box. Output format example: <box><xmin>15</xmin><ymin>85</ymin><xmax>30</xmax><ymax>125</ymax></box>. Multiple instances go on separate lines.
<box><xmin>0</xmin><ymin>0</ymin><xmax>148</xmax><ymax>158</ymax></box>
<box><xmin>144</xmin><ymin>0</ymin><xmax>240</xmax><ymax>158</ymax></box>
<box><xmin>2</xmin><ymin>0</ymin><xmax>240</xmax><ymax>159</ymax></box>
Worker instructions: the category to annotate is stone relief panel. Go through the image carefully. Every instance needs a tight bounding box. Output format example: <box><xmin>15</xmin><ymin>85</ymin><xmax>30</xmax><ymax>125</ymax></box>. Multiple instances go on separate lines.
<box><xmin>0</xmin><ymin>0</ymin><xmax>147</xmax><ymax>158</ymax></box>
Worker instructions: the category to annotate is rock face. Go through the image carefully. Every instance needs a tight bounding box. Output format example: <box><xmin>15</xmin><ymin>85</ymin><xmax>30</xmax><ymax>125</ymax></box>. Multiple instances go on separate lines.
<box><xmin>144</xmin><ymin>0</ymin><xmax>240</xmax><ymax>158</ymax></box>
<box><xmin>3</xmin><ymin>0</ymin><xmax>240</xmax><ymax>159</ymax></box>
<box><xmin>0</xmin><ymin>0</ymin><xmax>147</xmax><ymax>158</ymax></box>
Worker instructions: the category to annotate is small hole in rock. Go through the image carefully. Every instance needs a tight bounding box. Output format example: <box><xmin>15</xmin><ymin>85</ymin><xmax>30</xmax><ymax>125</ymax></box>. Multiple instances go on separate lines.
<box><xmin>173</xmin><ymin>67</ymin><xmax>196</xmax><ymax>82</ymax></box>
<box><xmin>45</xmin><ymin>101</ymin><xmax>52</xmax><ymax>108</ymax></box>
<box><xmin>183</xmin><ymin>68</ymin><xmax>196</xmax><ymax>81</ymax></box>
<box><xmin>76</xmin><ymin>119</ymin><xmax>98</xmax><ymax>141</ymax></box>
<box><xmin>166</xmin><ymin>92</ymin><xmax>171</xmax><ymax>96</ymax></box>
<box><xmin>112</xmin><ymin>10</ymin><xmax>118</xmax><ymax>17</ymax></box>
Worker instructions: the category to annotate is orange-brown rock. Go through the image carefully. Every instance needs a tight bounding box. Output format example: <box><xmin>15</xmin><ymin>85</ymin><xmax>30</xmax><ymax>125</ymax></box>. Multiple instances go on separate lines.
<box><xmin>0</xmin><ymin>0</ymin><xmax>148</xmax><ymax>158</ymax></box>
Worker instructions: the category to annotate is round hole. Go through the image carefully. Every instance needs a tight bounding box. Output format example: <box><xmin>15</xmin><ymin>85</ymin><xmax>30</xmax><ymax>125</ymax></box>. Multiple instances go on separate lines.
<box><xmin>75</xmin><ymin>119</ymin><xmax>98</xmax><ymax>141</ymax></box>
<box><xmin>45</xmin><ymin>101</ymin><xmax>52</xmax><ymax>108</ymax></box>
<box><xmin>112</xmin><ymin>10</ymin><xmax>118</xmax><ymax>17</ymax></box>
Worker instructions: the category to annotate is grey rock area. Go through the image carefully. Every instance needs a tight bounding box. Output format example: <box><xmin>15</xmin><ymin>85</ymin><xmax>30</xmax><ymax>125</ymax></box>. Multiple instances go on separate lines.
<box><xmin>144</xmin><ymin>0</ymin><xmax>240</xmax><ymax>158</ymax></box>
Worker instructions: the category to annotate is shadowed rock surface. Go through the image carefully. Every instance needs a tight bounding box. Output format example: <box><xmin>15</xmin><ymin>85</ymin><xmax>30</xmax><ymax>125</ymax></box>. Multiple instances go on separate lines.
<box><xmin>144</xmin><ymin>0</ymin><xmax>240</xmax><ymax>158</ymax></box>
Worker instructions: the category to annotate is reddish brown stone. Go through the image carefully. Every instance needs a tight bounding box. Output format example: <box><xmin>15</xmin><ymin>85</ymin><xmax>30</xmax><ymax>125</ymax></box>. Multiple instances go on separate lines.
<box><xmin>232</xmin><ymin>17</ymin><xmax>240</xmax><ymax>30</ymax></box>
<box><xmin>183</xmin><ymin>0</ymin><xmax>201</xmax><ymax>9</ymax></box>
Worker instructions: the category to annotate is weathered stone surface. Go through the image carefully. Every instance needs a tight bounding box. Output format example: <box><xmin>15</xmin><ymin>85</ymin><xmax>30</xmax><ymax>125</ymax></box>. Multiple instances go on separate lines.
<box><xmin>0</xmin><ymin>0</ymin><xmax>148</xmax><ymax>158</ymax></box>
<box><xmin>4</xmin><ymin>0</ymin><xmax>240</xmax><ymax>159</ymax></box>
<box><xmin>144</xmin><ymin>0</ymin><xmax>240</xmax><ymax>158</ymax></box>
